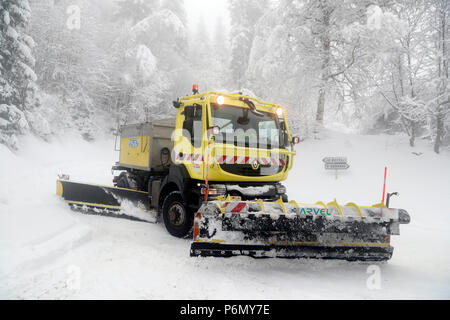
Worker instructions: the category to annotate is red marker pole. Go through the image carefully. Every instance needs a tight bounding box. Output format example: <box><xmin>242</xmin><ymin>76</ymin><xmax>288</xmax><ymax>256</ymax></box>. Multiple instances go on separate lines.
<box><xmin>382</xmin><ymin>166</ymin><xmax>387</xmax><ymax>204</ymax></box>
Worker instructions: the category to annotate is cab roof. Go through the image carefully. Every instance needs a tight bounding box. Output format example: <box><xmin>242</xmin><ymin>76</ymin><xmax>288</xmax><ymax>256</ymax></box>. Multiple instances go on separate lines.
<box><xmin>178</xmin><ymin>91</ymin><xmax>283</xmax><ymax>111</ymax></box>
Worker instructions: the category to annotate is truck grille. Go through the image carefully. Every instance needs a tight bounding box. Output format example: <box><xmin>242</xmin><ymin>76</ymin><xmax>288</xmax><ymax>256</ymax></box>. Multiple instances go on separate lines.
<box><xmin>219</xmin><ymin>164</ymin><xmax>284</xmax><ymax>176</ymax></box>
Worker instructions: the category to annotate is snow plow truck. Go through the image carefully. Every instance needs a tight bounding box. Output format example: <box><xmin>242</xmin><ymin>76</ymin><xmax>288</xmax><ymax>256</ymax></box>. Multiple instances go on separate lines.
<box><xmin>57</xmin><ymin>88</ymin><xmax>410</xmax><ymax>261</ymax></box>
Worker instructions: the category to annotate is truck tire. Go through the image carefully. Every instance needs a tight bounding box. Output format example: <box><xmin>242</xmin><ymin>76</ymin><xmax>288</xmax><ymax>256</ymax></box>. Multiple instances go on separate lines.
<box><xmin>115</xmin><ymin>172</ymin><xmax>138</xmax><ymax>190</ymax></box>
<box><xmin>115</xmin><ymin>172</ymin><xmax>131</xmax><ymax>189</ymax></box>
<box><xmin>162</xmin><ymin>191</ymin><xmax>193</xmax><ymax>238</ymax></box>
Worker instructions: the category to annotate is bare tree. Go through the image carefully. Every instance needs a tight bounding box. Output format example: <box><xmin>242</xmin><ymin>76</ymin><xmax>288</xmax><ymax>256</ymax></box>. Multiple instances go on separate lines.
<box><xmin>431</xmin><ymin>0</ymin><xmax>450</xmax><ymax>153</ymax></box>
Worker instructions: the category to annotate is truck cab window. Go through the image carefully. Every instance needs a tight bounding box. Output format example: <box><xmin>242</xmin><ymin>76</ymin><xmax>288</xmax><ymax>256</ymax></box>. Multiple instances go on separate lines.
<box><xmin>182</xmin><ymin>105</ymin><xmax>203</xmax><ymax>148</ymax></box>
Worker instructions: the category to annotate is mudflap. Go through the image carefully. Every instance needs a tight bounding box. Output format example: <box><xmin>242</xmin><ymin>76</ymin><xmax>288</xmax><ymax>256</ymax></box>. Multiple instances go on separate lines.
<box><xmin>56</xmin><ymin>179</ymin><xmax>154</xmax><ymax>222</ymax></box>
<box><xmin>190</xmin><ymin>199</ymin><xmax>410</xmax><ymax>261</ymax></box>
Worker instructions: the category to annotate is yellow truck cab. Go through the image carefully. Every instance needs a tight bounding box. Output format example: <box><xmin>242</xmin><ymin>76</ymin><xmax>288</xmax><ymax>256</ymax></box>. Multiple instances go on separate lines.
<box><xmin>112</xmin><ymin>89</ymin><xmax>299</xmax><ymax>237</ymax></box>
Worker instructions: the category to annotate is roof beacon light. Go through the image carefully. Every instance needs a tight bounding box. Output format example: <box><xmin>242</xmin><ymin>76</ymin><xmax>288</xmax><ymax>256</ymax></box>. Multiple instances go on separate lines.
<box><xmin>217</xmin><ymin>95</ymin><xmax>225</xmax><ymax>105</ymax></box>
<box><xmin>192</xmin><ymin>84</ymin><xmax>199</xmax><ymax>94</ymax></box>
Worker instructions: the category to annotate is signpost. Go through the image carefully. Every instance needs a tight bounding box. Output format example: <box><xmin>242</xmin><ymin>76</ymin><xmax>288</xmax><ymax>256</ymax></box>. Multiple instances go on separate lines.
<box><xmin>323</xmin><ymin>157</ymin><xmax>349</xmax><ymax>179</ymax></box>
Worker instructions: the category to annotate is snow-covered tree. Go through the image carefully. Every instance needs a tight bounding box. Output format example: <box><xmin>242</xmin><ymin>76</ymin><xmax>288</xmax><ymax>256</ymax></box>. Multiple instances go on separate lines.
<box><xmin>186</xmin><ymin>13</ymin><xmax>231</xmax><ymax>91</ymax></box>
<box><xmin>0</xmin><ymin>0</ymin><xmax>40</xmax><ymax>149</ymax></box>
<box><xmin>190</xmin><ymin>13</ymin><xmax>211</xmax><ymax>64</ymax></box>
<box><xmin>115</xmin><ymin>0</ymin><xmax>159</xmax><ymax>24</ymax></box>
<box><xmin>287</xmin><ymin>0</ymin><xmax>370</xmax><ymax>124</ymax></box>
<box><xmin>160</xmin><ymin>0</ymin><xmax>186</xmax><ymax>26</ymax></box>
<box><xmin>213</xmin><ymin>17</ymin><xmax>229</xmax><ymax>63</ymax></box>
<box><xmin>6</xmin><ymin>0</ymin><xmax>445</xmax><ymax>154</ymax></box>
<box><xmin>28</xmin><ymin>0</ymin><xmax>117</xmax><ymax>140</ymax></box>
<box><xmin>132</xmin><ymin>7</ymin><xmax>187</xmax><ymax>69</ymax></box>
<box><xmin>186</xmin><ymin>13</ymin><xmax>213</xmax><ymax>89</ymax></box>
<box><xmin>245</xmin><ymin>0</ymin><xmax>373</xmax><ymax>140</ymax></box>
<box><xmin>429</xmin><ymin>0</ymin><xmax>450</xmax><ymax>153</ymax></box>
<box><xmin>353</xmin><ymin>1</ymin><xmax>436</xmax><ymax>146</ymax></box>
<box><xmin>246</xmin><ymin>0</ymin><xmax>313</xmax><ymax>137</ymax></box>
<box><xmin>109</xmin><ymin>2</ymin><xmax>190</xmax><ymax>123</ymax></box>
<box><xmin>211</xmin><ymin>17</ymin><xmax>231</xmax><ymax>89</ymax></box>
<box><xmin>229</xmin><ymin>0</ymin><xmax>267</xmax><ymax>90</ymax></box>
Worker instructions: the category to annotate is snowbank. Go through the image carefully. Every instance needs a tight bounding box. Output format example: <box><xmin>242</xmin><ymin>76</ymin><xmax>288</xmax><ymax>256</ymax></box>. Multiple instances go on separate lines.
<box><xmin>0</xmin><ymin>135</ymin><xmax>116</xmax><ymax>280</ymax></box>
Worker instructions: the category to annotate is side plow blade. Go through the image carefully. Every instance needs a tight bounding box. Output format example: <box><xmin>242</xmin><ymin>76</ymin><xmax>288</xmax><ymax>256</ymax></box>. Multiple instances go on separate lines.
<box><xmin>190</xmin><ymin>199</ymin><xmax>410</xmax><ymax>261</ymax></box>
<box><xmin>56</xmin><ymin>179</ymin><xmax>154</xmax><ymax>222</ymax></box>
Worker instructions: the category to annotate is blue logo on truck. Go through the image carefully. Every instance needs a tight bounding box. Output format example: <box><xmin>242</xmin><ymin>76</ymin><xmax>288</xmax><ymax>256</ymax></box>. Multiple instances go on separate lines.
<box><xmin>299</xmin><ymin>208</ymin><xmax>332</xmax><ymax>215</ymax></box>
<box><xmin>129</xmin><ymin>138</ymin><xmax>139</xmax><ymax>148</ymax></box>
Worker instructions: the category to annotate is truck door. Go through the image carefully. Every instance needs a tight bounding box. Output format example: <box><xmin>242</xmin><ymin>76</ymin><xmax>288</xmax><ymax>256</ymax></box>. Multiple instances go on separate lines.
<box><xmin>175</xmin><ymin>103</ymin><xmax>205</xmax><ymax>180</ymax></box>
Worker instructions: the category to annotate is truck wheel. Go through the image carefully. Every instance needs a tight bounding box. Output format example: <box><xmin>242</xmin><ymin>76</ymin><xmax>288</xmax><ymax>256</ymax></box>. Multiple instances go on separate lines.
<box><xmin>115</xmin><ymin>173</ymin><xmax>129</xmax><ymax>188</ymax></box>
<box><xmin>115</xmin><ymin>172</ymin><xmax>137</xmax><ymax>189</ymax></box>
<box><xmin>162</xmin><ymin>191</ymin><xmax>192</xmax><ymax>238</ymax></box>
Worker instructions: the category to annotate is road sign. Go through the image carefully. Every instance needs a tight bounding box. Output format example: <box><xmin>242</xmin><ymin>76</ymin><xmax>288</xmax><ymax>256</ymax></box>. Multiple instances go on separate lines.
<box><xmin>323</xmin><ymin>156</ymin><xmax>349</xmax><ymax>179</ymax></box>
<box><xmin>325</xmin><ymin>163</ymin><xmax>350</xmax><ymax>170</ymax></box>
<box><xmin>322</xmin><ymin>157</ymin><xmax>347</xmax><ymax>164</ymax></box>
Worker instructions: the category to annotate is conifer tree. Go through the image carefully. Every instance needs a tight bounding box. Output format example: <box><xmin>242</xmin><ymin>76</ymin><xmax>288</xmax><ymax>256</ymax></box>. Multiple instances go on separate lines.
<box><xmin>0</xmin><ymin>0</ymin><xmax>38</xmax><ymax>148</ymax></box>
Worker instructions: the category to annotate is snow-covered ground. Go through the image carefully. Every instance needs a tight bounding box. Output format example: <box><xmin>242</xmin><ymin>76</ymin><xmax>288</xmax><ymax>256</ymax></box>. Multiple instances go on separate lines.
<box><xmin>1</xmin><ymin>130</ymin><xmax>449</xmax><ymax>299</ymax></box>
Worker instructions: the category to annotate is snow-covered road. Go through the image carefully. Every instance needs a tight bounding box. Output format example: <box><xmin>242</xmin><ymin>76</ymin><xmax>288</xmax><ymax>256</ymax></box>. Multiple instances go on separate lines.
<box><xmin>1</xmin><ymin>131</ymin><xmax>449</xmax><ymax>299</ymax></box>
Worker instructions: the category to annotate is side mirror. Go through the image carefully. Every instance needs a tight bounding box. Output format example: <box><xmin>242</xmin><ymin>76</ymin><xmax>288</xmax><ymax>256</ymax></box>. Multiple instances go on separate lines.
<box><xmin>173</xmin><ymin>101</ymin><xmax>182</xmax><ymax>108</ymax></box>
<box><xmin>292</xmin><ymin>136</ymin><xmax>300</xmax><ymax>144</ymax></box>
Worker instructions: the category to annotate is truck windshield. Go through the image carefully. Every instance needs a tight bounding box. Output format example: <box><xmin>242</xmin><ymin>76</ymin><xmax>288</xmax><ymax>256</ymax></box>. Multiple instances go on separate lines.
<box><xmin>210</xmin><ymin>104</ymin><xmax>282</xmax><ymax>149</ymax></box>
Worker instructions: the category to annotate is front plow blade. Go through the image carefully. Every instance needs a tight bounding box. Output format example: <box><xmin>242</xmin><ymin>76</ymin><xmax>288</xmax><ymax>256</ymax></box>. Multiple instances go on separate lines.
<box><xmin>190</xmin><ymin>199</ymin><xmax>410</xmax><ymax>261</ymax></box>
<box><xmin>57</xmin><ymin>179</ymin><xmax>153</xmax><ymax>222</ymax></box>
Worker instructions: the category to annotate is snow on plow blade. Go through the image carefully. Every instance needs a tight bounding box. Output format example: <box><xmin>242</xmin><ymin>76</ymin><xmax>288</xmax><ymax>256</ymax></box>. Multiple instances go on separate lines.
<box><xmin>190</xmin><ymin>198</ymin><xmax>410</xmax><ymax>261</ymax></box>
<box><xmin>56</xmin><ymin>179</ymin><xmax>153</xmax><ymax>222</ymax></box>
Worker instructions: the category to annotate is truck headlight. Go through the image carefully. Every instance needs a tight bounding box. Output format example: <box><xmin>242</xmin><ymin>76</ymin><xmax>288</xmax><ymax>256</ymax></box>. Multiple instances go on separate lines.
<box><xmin>201</xmin><ymin>184</ymin><xmax>226</xmax><ymax>196</ymax></box>
<box><xmin>276</xmin><ymin>107</ymin><xmax>283</xmax><ymax>117</ymax></box>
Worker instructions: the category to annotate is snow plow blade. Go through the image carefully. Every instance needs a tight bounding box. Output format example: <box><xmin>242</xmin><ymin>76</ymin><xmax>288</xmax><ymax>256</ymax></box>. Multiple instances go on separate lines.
<box><xmin>56</xmin><ymin>179</ymin><xmax>152</xmax><ymax>222</ymax></box>
<box><xmin>190</xmin><ymin>198</ymin><xmax>410</xmax><ymax>261</ymax></box>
